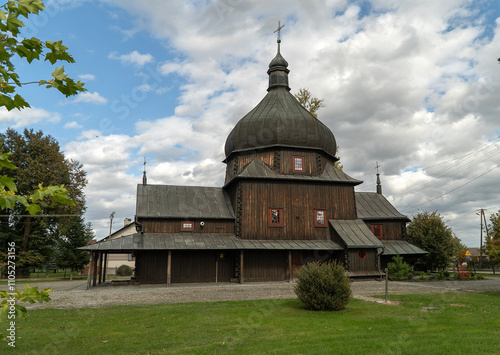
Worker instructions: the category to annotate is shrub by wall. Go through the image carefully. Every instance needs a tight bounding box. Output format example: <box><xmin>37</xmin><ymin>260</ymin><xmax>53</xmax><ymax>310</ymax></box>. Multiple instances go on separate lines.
<box><xmin>294</xmin><ymin>261</ymin><xmax>351</xmax><ymax>311</ymax></box>
<box><xmin>116</xmin><ymin>264</ymin><xmax>133</xmax><ymax>276</ymax></box>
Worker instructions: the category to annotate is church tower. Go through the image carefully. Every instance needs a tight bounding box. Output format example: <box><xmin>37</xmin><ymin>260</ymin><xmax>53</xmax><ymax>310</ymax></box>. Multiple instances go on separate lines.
<box><xmin>223</xmin><ymin>27</ymin><xmax>362</xmax><ymax>241</ymax></box>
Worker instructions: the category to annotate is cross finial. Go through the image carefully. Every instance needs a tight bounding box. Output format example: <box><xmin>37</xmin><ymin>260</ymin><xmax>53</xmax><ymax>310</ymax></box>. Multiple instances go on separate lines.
<box><xmin>142</xmin><ymin>156</ymin><xmax>147</xmax><ymax>185</ymax></box>
<box><xmin>375</xmin><ymin>161</ymin><xmax>382</xmax><ymax>194</ymax></box>
<box><xmin>274</xmin><ymin>20</ymin><xmax>285</xmax><ymax>53</ymax></box>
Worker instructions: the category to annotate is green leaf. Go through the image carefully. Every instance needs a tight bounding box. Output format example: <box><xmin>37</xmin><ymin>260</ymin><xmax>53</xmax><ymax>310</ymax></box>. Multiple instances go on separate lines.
<box><xmin>45</xmin><ymin>40</ymin><xmax>74</xmax><ymax>64</ymax></box>
<box><xmin>26</xmin><ymin>203</ymin><xmax>42</xmax><ymax>215</ymax></box>
<box><xmin>0</xmin><ymin>175</ymin><xmax>17</xmax><ymax>191</ymax></box>
<box><xmin>0</xmin><ymin>152</ymin><xmax>17</xmax><ymax>170</ymax></box>
<box><xmin>6</xmin><ymin>13</ymin><xmax>25</xmax><ymax>36</ymax></box>
<box><xmin>0</xmin><ymin>193</ymin><xmax>19</xmax><ymax>209</ymax></box>
<box><xmin>51</xmin><ymin>66</ymin><xmax>67</xmax><ymax>81</ymax></box>
<box><xmin>0</xmin><ymin>10</ymin><xmax>7</xmax><ymax>21</ymax></box>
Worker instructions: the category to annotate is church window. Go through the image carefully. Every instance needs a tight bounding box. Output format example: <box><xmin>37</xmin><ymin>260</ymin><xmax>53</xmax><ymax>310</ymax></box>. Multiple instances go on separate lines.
<box><xmin>371</xmin><ymin>224</ymin><xmax>382</xmax><ymax>239</ymax></box>
<box><xmin>181</xmin><ymin>221</ymin><xmax>194</xmax><ymax>231</ymax></box>
<box><xmin>315</xmin><ymin>209</ymin><xmax>327</xmax><ymax>227</ymax></box>
<box><xmin>293</xmin><ymin>156</ymin><xmax>304</xmax><ymax>172</ymax></box>
<box><xmin>128</xmin><ymin>253</ymin><xmax>136</xmax><ymax>261</ymax></box>
<box><xmin>358</xmin><ymin>249</ymin><xmax>367</xmax><ymax>260</ymax></box>
<box><xmin>269</xmin><ymin>208</ymin><xmax>283</xmax><ymax>227</ymax></box>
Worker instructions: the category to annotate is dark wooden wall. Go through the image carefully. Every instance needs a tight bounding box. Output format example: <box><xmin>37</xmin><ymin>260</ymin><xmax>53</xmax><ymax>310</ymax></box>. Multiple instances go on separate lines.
<box><xmin>135</xmin><ymin>251</ymin><xmax>167</xmax><ymax>284</ymax></box>
<box><xmin>172</xmin><ymin>251</ymin><xmax>235</xmax><ymax>283</ymax></box>
<box><xmin>140</xmin><ymin>218</ymin><xmax>235</xmax><ymax>234</ymax></box>
<box><xmin>347</xmin><ymin>249</ymin><xmax>378</xmax><ymax>273</ymax></box>
<box><xmin>243</xmin><ymin>250</ymin><xmax>287</xmax><ymax>281</ymax></box>
<box><xmin>238</xmin><ymin>180</ymin><xmax>357</xmax><ymax>240</ymax></box>
<box><xmin>136</xmin><ymin>251</ymin><xmax>237</xmax><ymax>284</ymax></box>
<box><xmin>363</xmin><ymin>220</ymin><xmax>407</xmax><ymax>240</ymax></box>
<box><xmin>225</xmin><ymin>149</ymin><xmax>336</xmax><ymax>184</ymax></box>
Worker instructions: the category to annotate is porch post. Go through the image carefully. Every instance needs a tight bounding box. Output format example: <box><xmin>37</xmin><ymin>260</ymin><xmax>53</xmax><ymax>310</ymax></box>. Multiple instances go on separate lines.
<box><xmin>239</xmin><ymin>250</ymin><xmax>244</xmax><ymax>284</ymax></box>
<box><xmin>86</xmin><ymin>252</ymin><xmax>93</xmax><ymax>290</ymax></box>
<box><xmin>288</xmin><ymin>250</ymin><xmax>292</xmax><ymax>282</ymax></box>
<box><xmin>166</xmin><ymin>250</ymin><xmax>172</xmax><ymax>286</ymax></box>
<box><xmin>98</xmin><ymin>251</ymin><xmax>104</xmax><ymax>284</ymax></box>
<box><xmin>102</xmin><ymin>253</ymin><xmax>108</xmax><ymax>283</ymax></box>
<box><xmin>92</xmin><ymin>252</ymin><xmax>99</xmax><ymax>287</ymax></box>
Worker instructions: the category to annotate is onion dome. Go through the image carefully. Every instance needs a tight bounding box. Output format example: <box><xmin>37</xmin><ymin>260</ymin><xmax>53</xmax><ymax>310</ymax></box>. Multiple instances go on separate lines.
<box><xmin>224</xmin><ymin>38</ymin><xmax>337</xmax><ymax>159</ymax></box>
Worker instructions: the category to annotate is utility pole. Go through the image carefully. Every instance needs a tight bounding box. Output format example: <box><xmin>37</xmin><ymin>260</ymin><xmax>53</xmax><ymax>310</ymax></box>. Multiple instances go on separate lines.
<box><xmin>477</xmin><ymin>208</ymin><xmax>488</xmax><ymax>269</ymax></box>
<box><xmin>481</xmin><ymin>209</ymin><xmax>491</xmax><ymax>272</ymax></box>
<box><xmin>109</xmin><ymin>211</ymin><xmax>115</xmax><ymax>238</ymax></box>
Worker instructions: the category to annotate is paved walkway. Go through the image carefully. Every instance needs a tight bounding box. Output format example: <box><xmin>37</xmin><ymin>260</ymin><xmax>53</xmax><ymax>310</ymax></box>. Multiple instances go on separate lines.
<box><xmin>2</xmin><ymin>276</ymin><xmax>499</xmax><ymax>310</ymax></box>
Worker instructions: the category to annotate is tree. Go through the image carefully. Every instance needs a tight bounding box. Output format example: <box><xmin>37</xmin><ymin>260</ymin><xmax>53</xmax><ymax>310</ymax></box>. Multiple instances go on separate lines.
<box><xmin>55</xmin><ymin>215</ymin><xmax>93</xmax><ymax>280</ymax></box>
<box><xmin>0</xmin><ymin>0</ymin><xmax>86</xmax><ymax>111</ymax></box>
<box><xmin>0</xmin><ymin>0</ymin><xmax>86</xmax><ymax>217</ymax></box>
<box><xmin>406</xmin><ymin>211</ymin><xmax>459</xmax><ymax>271</ymax></box>
<box><xmin>486</xmin><ymin>210</ymin><xmax>500</xmax><ymax>264</ymax></box>
<box><xmin>0</xmin><ymin>129</ymin><xmax>87</xmax><ymax>276</ymax></box>
<box><xmin>294</xmin><ymin>88</ymin><xmax>325</xmax><ymax>118</ymax></box>
<box><xmin>294</xmin><ymin>88</ymin><xmax>343</xmax><ymax>170</ymax></box>
<box><xmin>0</xmin><ymin>0</ymin><xmax>86</xmax><ymax>319</ymax></box>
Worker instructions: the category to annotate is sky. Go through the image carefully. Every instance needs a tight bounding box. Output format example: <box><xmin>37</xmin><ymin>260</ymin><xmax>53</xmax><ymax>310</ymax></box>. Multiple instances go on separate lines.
<box><xmin>1</xmin><ymin>0</ymin><xmax>500</xmax><ymax>247</ymax></box>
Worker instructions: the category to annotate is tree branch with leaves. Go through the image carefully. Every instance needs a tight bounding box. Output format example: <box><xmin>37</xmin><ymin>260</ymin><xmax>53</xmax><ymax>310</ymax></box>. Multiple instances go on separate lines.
<box><xmin>0</xmin><ymin>0</ymin><xmax>86</xmax><ymax>110</ymax></box>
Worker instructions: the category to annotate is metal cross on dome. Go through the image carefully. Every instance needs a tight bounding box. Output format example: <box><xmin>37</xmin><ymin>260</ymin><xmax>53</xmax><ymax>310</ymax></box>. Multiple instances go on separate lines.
<box><xmin>274</xmin><ymin>20</ymin><xmax>285</xmax><ymax>42</ymax></box>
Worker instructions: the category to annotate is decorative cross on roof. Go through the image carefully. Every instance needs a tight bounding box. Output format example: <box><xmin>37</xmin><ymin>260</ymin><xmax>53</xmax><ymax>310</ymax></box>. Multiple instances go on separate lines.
<box><xmin>375</xmin><ymin>161</ymin><xmax>381</xmax><ymax>175</ymax></box>
<box><xmin>274</xmin><ymin>20</ymin><xmax>285</xmax><ymax>42</ymax></box>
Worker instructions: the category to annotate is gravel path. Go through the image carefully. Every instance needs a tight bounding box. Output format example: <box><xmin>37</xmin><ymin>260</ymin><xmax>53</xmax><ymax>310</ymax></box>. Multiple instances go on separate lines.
<box><xmin>2</xmin><ymin>277</ymin><xmax>499</xmax><ymax>310</ymax></box>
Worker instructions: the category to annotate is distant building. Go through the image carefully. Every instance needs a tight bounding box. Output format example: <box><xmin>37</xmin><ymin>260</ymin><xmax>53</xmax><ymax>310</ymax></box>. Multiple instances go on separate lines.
<box><xmin>100</xmin><ymin>218</ymin><xmax>137</xmax><ymax>274</ymax></box>
<box><xmin>82</xmin><ymin>36</ymin><xmax>426</xmax><ymax>285</ymax></box>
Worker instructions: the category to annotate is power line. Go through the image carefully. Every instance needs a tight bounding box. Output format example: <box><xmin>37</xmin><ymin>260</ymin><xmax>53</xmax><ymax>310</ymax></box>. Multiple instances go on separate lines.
<box><xmin>406</xmin><ymin>164</ymin><xmax>500</xmax><ymax>210</ymax></box>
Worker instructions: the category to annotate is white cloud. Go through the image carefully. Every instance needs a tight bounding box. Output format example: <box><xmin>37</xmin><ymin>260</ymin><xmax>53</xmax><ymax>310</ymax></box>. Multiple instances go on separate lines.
<box><xmin>64</xmin><ymin>121</ymin><xmax>83</xmax><ymax>129</ymax></box>
<box><xmin>108</xmin><ymin>50</ymin><xmax>154</xmax><ymax>67</ymax></box>
<box><xmin>135</xmin><ymin>84</ymin><xmax>153</xmax><ymax>92</ymax></box>
<box><xmin>78</xmin><ymin>73</ymin><xmax>96</xmax><ymax>81</ymax></box>
<box><xmin>73</xmin><ymin>0</ymin><xmax>500</xmax><ymax>245</ymax></box>
<box><xmin>71</xmin><ymin>92</ymin><xmax>108</xmax><ymax>105</ymax></box>
<box><xmin>0</xmin><ymin>107</ymin><xmax>61</xmax><ymax>128</ymax></box>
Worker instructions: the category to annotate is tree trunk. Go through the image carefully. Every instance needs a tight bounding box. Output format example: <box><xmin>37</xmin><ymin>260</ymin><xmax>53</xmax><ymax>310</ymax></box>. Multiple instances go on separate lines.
<box><xmin>70</xmin><ymin>270</ymin><xmax>73</xmax><ymax>281</ymax></box>
<box><xmin>17</xmin><ymin>216</ymin><xmax>33</xmax><ymax>278</ymax></box>
<box><xmin>22</xmin><ymin>216</ymin><xmax>32</xmax><ymax>252</ymax></box>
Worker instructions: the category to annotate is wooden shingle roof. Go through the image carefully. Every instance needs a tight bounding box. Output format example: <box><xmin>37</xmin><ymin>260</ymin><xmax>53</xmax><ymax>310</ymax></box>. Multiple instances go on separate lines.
<box><xmin>330</xmin><ymin>219</ymin><xmax>384</xmax><ymax>249</ymax></box>
<box><xmin>355</xmin><ymin>192</ymin><xmax>410</xmax><ymax>221</ymax></box>
<box><xmin>224</xmin><ymin>86</ymin><xmax>338</xmax><ymax>159</ymax></box>
<box><xmin>225</xmin><ymin>158</ymin><xmax>362</xmax><ymax>186</ymax></box>
<box><xmin>79</xmin><ymin>233</ymin><xmax>344</xmax><ymax>252</ymax></box>
<box><xmin>136</xmin><ymin>184</ymin><xmax>235</xmax><ymax>219</ymax></box>
<box><xmin>381</xmin><ymin>240</ymin><xmax>427</xmax><ymax>255</ymax></box>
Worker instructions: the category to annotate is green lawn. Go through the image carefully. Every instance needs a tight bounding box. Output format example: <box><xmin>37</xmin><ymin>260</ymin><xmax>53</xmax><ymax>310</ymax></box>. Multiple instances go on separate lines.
<box><xmin>2</xmin><ymin>292</ymin><xmax>499</xmax><ymax>354</ymax></box>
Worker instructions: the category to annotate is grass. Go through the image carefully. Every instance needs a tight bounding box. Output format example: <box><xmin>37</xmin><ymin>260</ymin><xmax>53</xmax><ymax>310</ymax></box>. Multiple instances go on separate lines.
<box><xmin>1</xmin><ymin>292</ymin><xmax>499</xmax><ymax>354</ymax></box>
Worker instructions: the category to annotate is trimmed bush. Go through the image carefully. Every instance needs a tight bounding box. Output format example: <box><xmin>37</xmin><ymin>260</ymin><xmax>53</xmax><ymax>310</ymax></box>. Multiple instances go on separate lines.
<box><xmin>294</xmin><ymin>261</ymin><xmax>351</xmax><ymax>311</ymax></box>
<box><xmin>116</xmin><ymin>264</ymin><xmax>133</xmax><ymax>276</ymax></box>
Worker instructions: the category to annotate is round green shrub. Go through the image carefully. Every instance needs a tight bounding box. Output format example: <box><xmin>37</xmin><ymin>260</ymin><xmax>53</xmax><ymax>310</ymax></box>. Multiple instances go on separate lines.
<box><xmin>294</xmin><ymin>261</ymin><xmax>351</xmax><ymax>311</ymax></box>
<box><xmin>116</xmin><ymin>264</ymin><xmax>133</xmax><ymax>276</ymax></box>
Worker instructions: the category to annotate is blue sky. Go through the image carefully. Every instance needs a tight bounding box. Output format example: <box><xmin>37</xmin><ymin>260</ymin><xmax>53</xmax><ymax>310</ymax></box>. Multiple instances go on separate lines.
<box><xmin>2</xmin><ymin>0</ymin><xmax>500</xmax><ymax>248</ymax></box>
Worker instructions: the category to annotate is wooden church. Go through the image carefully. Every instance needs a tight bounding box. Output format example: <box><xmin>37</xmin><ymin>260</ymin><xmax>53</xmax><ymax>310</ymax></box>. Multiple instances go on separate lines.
<box><xmin>82</xmin><ymin>35</ymin><xmax>426</xmax><ymax>285</ymax></box>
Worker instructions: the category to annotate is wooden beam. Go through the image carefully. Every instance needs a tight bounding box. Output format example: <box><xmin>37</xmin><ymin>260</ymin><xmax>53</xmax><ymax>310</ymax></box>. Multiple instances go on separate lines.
<box><xmin>102</xmin><ymin>253</ymin><xmax>108</xmax><ymax>283</ymax></box>
<box><xmin>92</xmin><ymin>252</ymin><xmax>98</xmax><ymax>287</ymax></box>
<box><xmin>288</xmin><ymin>250</ymin><xmax>292</xmax><ymax>282</ymax></box>
<box><xmin>98</xmin><ymin>252</ymin><xmax>104</xmax><ymax>284</ymax></box>
<box><xmin>239</xmin><ymin>250</ymin><xmax>244</xmax><ymax>284</ymax></box>
<box><xmin>86</xmin><ymin>252</ymin><xmax>93</xmax><ymax>290</ymax></box>
<box><xmin>166</xmin><ymin>250</ymin><xmax>172</xmax><ymax>286</ymax></box>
